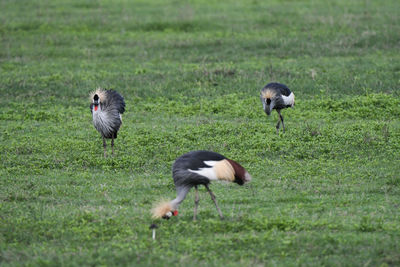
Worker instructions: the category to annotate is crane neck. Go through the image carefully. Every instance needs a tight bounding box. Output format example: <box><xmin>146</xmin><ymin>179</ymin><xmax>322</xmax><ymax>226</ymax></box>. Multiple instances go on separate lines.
<box><xmin>171</xmin><ymin>186</ymin><xmax>191</xmax><ymax>209</ymax></box>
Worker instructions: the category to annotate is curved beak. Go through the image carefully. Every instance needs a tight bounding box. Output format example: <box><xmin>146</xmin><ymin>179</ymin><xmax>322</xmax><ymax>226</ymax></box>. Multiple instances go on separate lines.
<box><xmin>265</xmin><ymin>104</ymin><xmax>275</xmax><ymax>115</ymax></box>
<box><xmin>264</xmin><ymin>101</ymin><xmax>275</xmax><ymax>115</ymax></box>
<box><xmin>262</xmin><ymin>98</ymin><xmax>274</xmax><ymax>115</ymax></box>
<box><xmin>264</xmin><ymin>106</ymin><xmax>271</xmax><ymax>115</ymax></box>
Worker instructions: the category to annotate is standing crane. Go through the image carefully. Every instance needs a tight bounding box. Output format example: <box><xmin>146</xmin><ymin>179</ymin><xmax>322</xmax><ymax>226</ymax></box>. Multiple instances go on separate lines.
<box><xmin>260</xmin><ymin>82</ymin><xmax>295</xmax><ymax>134</ymax></box>
<box><xmin>90</xmin><ymin>88</ymin><xmax>125</xmax><ymax>158</ymax></box>
<box><xmin>152</xmin><ymin>150</ymin><xmax>251</xmax><ymax>221</ymax></box>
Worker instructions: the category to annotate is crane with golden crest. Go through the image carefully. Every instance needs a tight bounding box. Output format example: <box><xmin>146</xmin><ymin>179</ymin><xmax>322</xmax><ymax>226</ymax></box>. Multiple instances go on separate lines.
<box><xmin>90</xmin><ymin>88</ymin><xmax>125</xmax><ymax>157</ymax></box>
<box><xmin>260</xmin><ymin>82</ymin><xmax>295</xmax><ymax>134</ymax></box>
<box><xmin>152</xmin><ymin>150</ymin><xmax>251</xmax><ymax>221</ymax></box>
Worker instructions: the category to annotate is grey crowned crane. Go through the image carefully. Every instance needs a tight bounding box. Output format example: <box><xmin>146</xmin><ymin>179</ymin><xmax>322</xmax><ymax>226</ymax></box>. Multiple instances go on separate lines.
<box><xmin>152</xmin><ymin>150</ymin><xmax>252</xmax><ymax>221</ymax></box>
<box><xmin>260</xmin><ymin>82</ymin><xmax>295</xmax><ymax>134</ymax></box>
<box><xmin>90</xmin><ymin>88</ymin><xmax>125</xmax><ymax>158</ymax></box>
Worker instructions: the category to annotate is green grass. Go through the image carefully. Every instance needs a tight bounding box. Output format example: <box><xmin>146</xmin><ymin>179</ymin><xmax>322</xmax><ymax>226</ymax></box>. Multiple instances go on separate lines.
<box><xmin>1</xmin><ymin>0</ymin><xmax>400</xmax><ymax>266</ymax></box>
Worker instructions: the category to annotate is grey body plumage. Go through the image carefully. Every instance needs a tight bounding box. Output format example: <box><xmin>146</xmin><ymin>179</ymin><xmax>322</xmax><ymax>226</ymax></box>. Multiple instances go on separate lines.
<box><xmin>260</xmin><ymin>82</ymin><xmax>295</xmax><ymax>134</ymax></box>
<box><xmin>90</xmin><ymin>89</ymin><xmax>125</xmax><ymax>157</ymax></box>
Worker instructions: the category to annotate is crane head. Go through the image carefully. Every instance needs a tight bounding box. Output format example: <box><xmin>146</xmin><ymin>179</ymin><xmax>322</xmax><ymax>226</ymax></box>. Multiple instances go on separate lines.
<box><xmin>262</xmin><ymin>97</ymin><xmax>275</xmax><ymax>115</ymax></box>
<box><xmin>261</xmin><ymin>88</ymin><xmax>281</xmax><ymax>115</ymax></box>
<box><xmin>162</xmin><ymin>210</ymin><xmax>178</xmax><ymax>220</ymax></box>
<box><xmin>151</xmin><ymin>200</ymin><xmax>178</xmax><ymax>220</ymax></box>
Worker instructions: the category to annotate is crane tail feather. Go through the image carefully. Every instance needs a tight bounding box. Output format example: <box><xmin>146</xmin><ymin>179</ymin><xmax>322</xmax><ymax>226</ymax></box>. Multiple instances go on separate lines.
<box><xmin>151</xmin><ymin>200</ymin><xmax>172</xmax><ymax>219</ymax></box>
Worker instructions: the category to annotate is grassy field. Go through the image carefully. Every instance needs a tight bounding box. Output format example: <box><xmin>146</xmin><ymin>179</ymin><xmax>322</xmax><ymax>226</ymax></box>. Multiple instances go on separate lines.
<box><xmin>1</xmin><ymin>0</ymin><xmax>400</xmax><ymax>266</ymax></box>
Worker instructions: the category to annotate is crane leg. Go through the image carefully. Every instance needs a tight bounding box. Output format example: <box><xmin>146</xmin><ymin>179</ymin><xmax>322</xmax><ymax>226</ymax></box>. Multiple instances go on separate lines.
<box><xmin>193</xmin><ymin>185</ymin><xmax>199</xmax><ymax>221</ymax></box>
<box><xmin>204</xmin><ymin>184</ymin><xmax>224</xmax><ymax>220</ymax></box>
<box><xmin>280</xmin><ymin>115</ymin><xmax>285</xmax><ymax>133</ymax></box>
<box><xmin>276</xmin><ymin>110</ymin><xmax>285</xmax><ymax>133</ymax></box>
<box><xmin>103</xmin><ymin>137</ymin><xmax>107</xmax><ymax>158</ymax></box>
<box><xmin>276</xmin><ymin>119</ymin><xmax>281</xmax><ymax>134</ymax></box>
<box><xmin>111</xmin><ymin>135</ymin><xmax>115</xmax><ymax>156</ymax></box>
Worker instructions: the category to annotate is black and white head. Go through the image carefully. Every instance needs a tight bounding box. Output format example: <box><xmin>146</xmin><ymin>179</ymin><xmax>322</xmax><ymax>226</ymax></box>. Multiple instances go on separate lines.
<box><xmin>261</xmin><ymin>89</ymin><xmax>278</xmax><ymax>115</ymax></box>
<box><xmin>162</xmin><ymin>210</ymin><xmax>179</xmax><ymax>220</ymax></box>
<box><xmin>90</xmin><ymin>89</ymin><xmax>106</xmax><ymax>113</ymax></box>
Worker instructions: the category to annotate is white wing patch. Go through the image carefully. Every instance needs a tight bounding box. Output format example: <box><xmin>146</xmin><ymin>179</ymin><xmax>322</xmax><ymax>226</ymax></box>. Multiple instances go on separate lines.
<box><xmin>188</xmin><ymin>167</ymin><xmax>218</xmax><ymax>180</ymax></box>
<box><xmin>282</xmin><ymin>92</ymin><xmax>295</xmax><ymax>107</ymax></box>
<box><xmin>203</xmin><ymin>160</ymin><xmax>217</xmax><ymax>167</ymax></box>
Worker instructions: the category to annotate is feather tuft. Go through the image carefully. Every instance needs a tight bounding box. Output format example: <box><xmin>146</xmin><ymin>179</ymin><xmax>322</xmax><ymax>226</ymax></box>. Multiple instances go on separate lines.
<box><xmin>89</xmin><ymin>88</ymin><xmax>106</xmax><ymax>102</ymax></box>
<box><xmin>261</xmin><ymin>89</ymin><xmax>277</xmax><ymax>99</ymax></box>
<box><xmin>151</xmin><ymin>200</ymin><xmax>173</xmax><ymax>219</ymax></box>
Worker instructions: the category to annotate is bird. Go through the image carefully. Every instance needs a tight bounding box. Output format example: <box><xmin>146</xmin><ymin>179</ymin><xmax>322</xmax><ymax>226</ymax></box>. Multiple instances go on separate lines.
<box><xmin>260</xmin><ymin>82</ymin><xmax>295</xmax><ymax>134</ymax></box>
<box><xmin>89</xmin><ymin>88</ymin><xmax>125</xmax><ymax>158</ymax></box>
<box><xmin>151</xmin><ymin>150</ymin><xmax>252</xmax><ymax>221</ymax></box>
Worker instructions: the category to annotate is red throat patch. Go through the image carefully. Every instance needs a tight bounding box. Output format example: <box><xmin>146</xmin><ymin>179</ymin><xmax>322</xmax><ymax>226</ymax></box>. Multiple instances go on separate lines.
<box><xmin>173</xmin><ymin>210</ymin><xmax>178</xmax><ymax>216</ymax></box>
<box><xmin>94</xmin><ymin>105</ymin><xmax>98</xmax><ymax>111</ymax></box>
